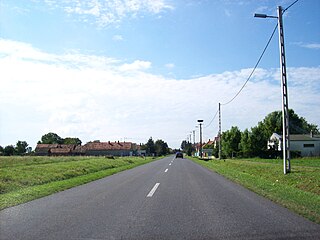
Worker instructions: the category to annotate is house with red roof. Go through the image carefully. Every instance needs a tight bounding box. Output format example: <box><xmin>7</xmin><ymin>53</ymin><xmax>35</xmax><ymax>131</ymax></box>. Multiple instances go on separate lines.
<box><xmin>35</xmin><ymin>141</ymin><xmax>141</xmax><ymax>156</ymax></box>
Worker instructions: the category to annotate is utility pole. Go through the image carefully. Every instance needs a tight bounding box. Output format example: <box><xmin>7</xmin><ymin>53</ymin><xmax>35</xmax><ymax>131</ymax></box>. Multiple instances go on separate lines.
<box><xmin>198</xmin><ymin>120</ymin><xmax>203</xmax><ymax>158</ymax></box>
<box><xmin>218</xmin><ymin>103</ymin><xmax>221</xmax><ymax>160</ymax></box>
<box><xmin>193</xmin><ymin>130</ymin><xmax>196</xmax><ymax>145</ymax></box>
<box><xmin>254</xmin><ymin>6</ymin><xmax>291</xmax><ymax>174</ymax></box>
<box><xmin>277</xmin><ymin>6</ymin><xmax>291</xmax><ymax>174</ymax></box>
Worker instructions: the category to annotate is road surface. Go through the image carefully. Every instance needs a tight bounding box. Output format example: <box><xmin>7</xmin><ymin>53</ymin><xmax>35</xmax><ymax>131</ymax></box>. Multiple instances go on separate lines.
<box><xmin>1</xmin><ymin>156</ymin><xmax>319</xmax><ymax>239</ymax></box>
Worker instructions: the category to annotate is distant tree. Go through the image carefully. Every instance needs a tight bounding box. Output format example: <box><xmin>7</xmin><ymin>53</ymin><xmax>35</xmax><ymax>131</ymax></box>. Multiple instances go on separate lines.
<box><xmin>0</xmin><ymin>145</ymin><xmax>3</xmax><ymax>155</ymax></box>
<box><xmin>249</xmin><ymin>123</ymin><xmax>269</xmax><ymax>158</ymax></box>
<box><xmin>180</xmin><ymin>140</ymin><xmax>193</xmax><ymax>156</ymax></box>
<box><xmin>262</xmin><ymin>111</ymin><xmax>282</xmax><ymax>134</ymax></box>
<box><xmin>289</xmin><ymin>110</ymin><xmax>319</xmax><ymax>134</ymax></box>
<box><xmin>145</xmin><ymin>137</ymin><xmax>155</xmax><ymax>156</ymax></box>
<box><xmin>245</xmin><ymin>109</ymin><xmax>319</xmax><ymax>158</ymax></box>
<box><xmin>221</xmin><ymin>126</ymin><xmax>241</xmax><ymax>158</ymax></box>
<box><xmin>180</xmin><ymin>140</ymin><xmax>188</xmax><ymax>151</ymax></box>
<box><xmin>155</xmin><ymin>139</ymin><xmax>169</xmax><ymax>156</ymax></box>
<box><xmin>64</xmin><ymin>137</ymin><xmax>82</xmax><ymax>145</ymax></box>
<box><xmin>15</xmin><ymin>141</ymin><xmax>28</xmax><ymax>155</ymax></box>
<box><xmin>39</xmin><ymin>132</ymin><xmax>64</xmax><ymax>144</ymax></box>
<box><xmin>3</xmin><ymin>145</ymin><xmax>15</xmax><ymax>156</ymax></box>
<box><xmin>239</xmin><ymin>129</ymin><xmax>253</xmax><ymax>158</ymax></box>
<box><xmin>262</xmin><ymin>109</ymin><xmax>319</xmax><ymax>136</ymax></box>
<box><xmin>215</xmin><ymin>109</ymin><xmax>319</xmax><ymax>159</ymax></box>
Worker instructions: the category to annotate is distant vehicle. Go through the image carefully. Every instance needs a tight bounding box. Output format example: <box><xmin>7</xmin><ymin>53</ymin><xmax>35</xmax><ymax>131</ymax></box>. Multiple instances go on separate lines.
<box><xmin>175</xmin><ymin>152</ymin><xmax>183</xmax><ymax>158</ymax></box>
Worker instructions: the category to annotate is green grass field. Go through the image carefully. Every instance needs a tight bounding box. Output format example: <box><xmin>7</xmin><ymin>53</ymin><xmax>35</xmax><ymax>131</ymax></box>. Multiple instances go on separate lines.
<box><xmin>0</xmin><ymin>156</ymin><xmax>155</xmax><ymax>210</ymax></box>
<box><xmin>190</xmin><ymin>157</ymin><xmax>320</xmax><ymax>224</ymax></box>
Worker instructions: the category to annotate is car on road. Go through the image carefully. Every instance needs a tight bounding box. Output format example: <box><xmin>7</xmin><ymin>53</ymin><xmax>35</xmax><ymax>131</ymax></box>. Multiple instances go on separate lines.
<box><xmin>175</xmin><ymin>152</ymin><xmax>183</xmax><ymax>158</ymax></box>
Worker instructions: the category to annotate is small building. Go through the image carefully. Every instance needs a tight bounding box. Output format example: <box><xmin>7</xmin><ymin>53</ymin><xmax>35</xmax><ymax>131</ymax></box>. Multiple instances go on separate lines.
<box><xmin>268</xmin><ymin>132</ymin><xmax>320</xmax><ymax>157</ymax></box>
<box><xmin>202</xmin><ymin>149</ymin><xmax>214</xmax><ymax>159</ymax></box>
<box><xmin>83</xmin><ymin>141</ymin><xmax>138</xmax><ymax>156</ymax></box>
<box><xmin>35</xmin><ymin>144</ymin><xmax>78</xmax><ymax>156</ymax></box>
<box><xmin>49</xmin><ymin>145</ymin><xmax>77</xmax><ymax>156</ymax></box>
<box><xmin>35</xmin><ymin>144</ymin><xmax>58</xmax><ymax>156</ymax></box>
<box><xmin>35</xmin><ymin>141</ymin><xmax>141</xmax><ymax>157</ymax></box>
<box><xmin>194</xmin><ymin>139</ymin><xmax>215</xmax><ymax>159</ymax></box>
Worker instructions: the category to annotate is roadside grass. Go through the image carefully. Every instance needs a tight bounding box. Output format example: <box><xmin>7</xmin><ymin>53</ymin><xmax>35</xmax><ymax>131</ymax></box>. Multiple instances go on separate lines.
<box><xmin>0</xmin><ymin>156</ymin><xmax>156</xmax><ymax>210</ymax></box>
<box><xmin>189</xmin><ymin>157</ymin><xmax>320</xmax><ymax>224</ymax></box>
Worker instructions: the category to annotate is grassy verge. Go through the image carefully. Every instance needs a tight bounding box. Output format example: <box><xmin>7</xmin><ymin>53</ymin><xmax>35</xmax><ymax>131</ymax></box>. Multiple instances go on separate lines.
<box><xmin>189</xmin><ymin>157</ymin><xmax>320</xmax><ymax>224</ymax></box>
<box><xmin>0</xmin><ymin>156</ymin><xmax>156</xmax><ymax>210</ymax></box>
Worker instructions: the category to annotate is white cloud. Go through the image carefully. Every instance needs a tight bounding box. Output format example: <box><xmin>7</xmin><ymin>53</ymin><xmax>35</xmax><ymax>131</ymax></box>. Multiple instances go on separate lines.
<box><xmin>46</xmin><ymin>0</ymin><xmax>174</xmax><ymax>27</ymax></box>
<box><xmin>165</xmin><ymin>63</ymin><xmax>175</xmax><ymax>69</ymax></box>
<box><xmin>119</xmin><ymin>60</ymin><xmax>152</xmax><ymax>71</ymax></box>
<box><xmin>254</xmin><ymin>6</ymin><xmax>269</xmax><ymax>13</ymax></box>
<box><xmin>300</xmin><ymin>43</ymin><xmax>320</xmax><ymax>50</ymax></box>
<box><xmin>112</xmin><ymin>34</ymin><xmax>124</xmax><ymax>41</ymax></box>
<box><xmin>0</xmin><ymin>39</ymin><xmax>319</xmax><ymax>149</ymax></box>
<box><xmin>253</xmin><ymin>5</ymin><xmax>276</xmax><ymax>17</ymax></box>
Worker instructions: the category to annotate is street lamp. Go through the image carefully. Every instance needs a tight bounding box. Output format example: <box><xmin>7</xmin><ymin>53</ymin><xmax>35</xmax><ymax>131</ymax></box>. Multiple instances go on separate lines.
<box><xmin>255</xmin><ymin>6</ymin><xmax>291</xmax><ymax>174</ymax></box>
<box><xmin>198</xmin><ymin>120</ymin><xmax>203</xmax><ymax>158</ymax></box>
<box><xmin>192</xmin><ymin>130</ymin><xmax>196</xmax><ymax>145</ymax></box>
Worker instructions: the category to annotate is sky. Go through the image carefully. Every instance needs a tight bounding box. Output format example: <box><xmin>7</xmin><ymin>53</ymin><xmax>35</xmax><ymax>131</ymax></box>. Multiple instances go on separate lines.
<box><xmin>0</xmin><ymin>0</ymin><xmax>319</xmax><ymax>149</ymax></box>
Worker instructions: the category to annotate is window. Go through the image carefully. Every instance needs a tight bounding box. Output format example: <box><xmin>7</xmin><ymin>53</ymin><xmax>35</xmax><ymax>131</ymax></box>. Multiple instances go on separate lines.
<box><xmin>303</xmin><ymin>144</ymin><xmax>315</xmax><ymax>148</ymax></box>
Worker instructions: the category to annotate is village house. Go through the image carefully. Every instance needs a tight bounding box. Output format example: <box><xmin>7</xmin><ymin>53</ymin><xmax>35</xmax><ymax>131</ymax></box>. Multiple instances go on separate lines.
<box><xmin>194</xmin><ymin>137</ymin><xmax>219</xmax><ymax>159</ymax></box>
<box><xmin>82</xmin><ymin>141</ymin><xmax>139</xmax><ymax>156</ymax></box>
<box><xmin>35</xmin><ymin>141</ymin><xmax>141</xmax><ymax>157</ymax></box>
<box><xmin>268</xmin><ymin>132</ymin><xmax>320</xmax><ymax>157</ymax></box>
<box><xmin>35</xmin><ymin>144</ymin><xmax>80</xmax><ymax>156</ymax></box>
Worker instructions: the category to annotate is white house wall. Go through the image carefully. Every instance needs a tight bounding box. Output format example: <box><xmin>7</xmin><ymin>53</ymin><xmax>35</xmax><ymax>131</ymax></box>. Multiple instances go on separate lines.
<box><xmin>290</xmin><ymin>140</ymin><xmax>320</xmax><ymax>157</ymax></box>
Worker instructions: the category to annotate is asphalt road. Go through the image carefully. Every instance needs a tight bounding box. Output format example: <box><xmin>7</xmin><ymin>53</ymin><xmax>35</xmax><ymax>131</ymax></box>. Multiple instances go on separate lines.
<box><xmin>1</xmin><ymin>156</ymin><xmax>319</xmax><ymax>239</ymax></box>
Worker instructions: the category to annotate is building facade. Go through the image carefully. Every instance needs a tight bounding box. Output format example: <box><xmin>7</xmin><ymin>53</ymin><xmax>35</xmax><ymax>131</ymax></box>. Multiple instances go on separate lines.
<box><xmin>35</xmin><ymin>141</ymin><xmax>141</xmax><ymax>156</ymax></box>
<box><xmin>268</xmin><ymin>133</ymin><xmax>320</xmax><ymax>157</ymax></box>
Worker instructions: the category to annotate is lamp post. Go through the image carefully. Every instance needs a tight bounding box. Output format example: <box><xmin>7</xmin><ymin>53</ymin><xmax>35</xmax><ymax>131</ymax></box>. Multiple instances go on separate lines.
<box><xmin>255</xmin><ymin>6</ymin><xmax>291</xmax><ymax>174</ymax></box>
<box><xmin>193</xmin><ymin>130</ymin><xmax>196</xmax><ymax>145</ymax></box>
<box><xmin>198</xmin><ymin>120</ymin><xmax>203</xmax><ymax>158</ymax></box>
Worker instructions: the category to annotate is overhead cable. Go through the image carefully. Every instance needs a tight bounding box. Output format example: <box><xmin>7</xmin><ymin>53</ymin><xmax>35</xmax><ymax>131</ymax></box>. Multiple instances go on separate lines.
<box><xmin>283</xmin><ymin>0</ymin><xmax>299</xmax><ymax>12</ymax></box>
<box><xmin>199</xmin><ymin>0</ymin><xmax>300</xmax><ymax>134</ymax></box>
<box><xmin>220</xmin><ymin>23</ymin><xmax>278</xmax><ymax>106</ymax></box>
<box><xmin>204</xmin><ymin>109</ymin><xmax>219</xmax><ymax>128</ymax></box>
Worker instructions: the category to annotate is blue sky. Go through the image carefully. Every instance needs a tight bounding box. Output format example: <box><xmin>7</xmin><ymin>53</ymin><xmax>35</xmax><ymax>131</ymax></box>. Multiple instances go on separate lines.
<box><xmin>0</xmin><ymin>0</ymin><xmax>319</xmax><ymax>149</ymax></box>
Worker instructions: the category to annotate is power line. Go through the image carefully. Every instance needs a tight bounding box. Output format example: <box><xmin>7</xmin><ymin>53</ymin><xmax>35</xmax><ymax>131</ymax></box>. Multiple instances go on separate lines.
<box><xmin>219</xmin><ymin>0</ymin><xmax>299</xmax><ymax>107</ymax></box>
<box><xmin>193</xmin><ymin>0</ymin><xmax>300</xmax><ymax>141</ymax></box>
<box><xmin>283</xmin><ymin>0</ymin><xmax>299</xmax><ymax>12</ymax></box>
<box><xmin>204</xmin><ymin>108</ymin><xmax>219</xmax><ymax>128</ymax></box>
<box><xmin>221</xmin><ymin>23</ymin><xmax>278</xmax><ymax>106</ymax></box>
<box><xmin>203</xmin><ymin>24</ymin><xmax>278</xmax><ymax>133</ymax></box>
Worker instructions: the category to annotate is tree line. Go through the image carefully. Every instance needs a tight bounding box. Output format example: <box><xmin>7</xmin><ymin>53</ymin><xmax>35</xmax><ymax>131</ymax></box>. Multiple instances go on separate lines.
<box><xmin>180</xmin><ymin>140</ymin><xmax>194</xmax><ymax>156</ymax></box>
<box><xmin>0</xmin><ymin>133</ymin><xmax>171</xmax><ymax>157</ymax></box>
<box><xmin>210</xmin><ymin>109</ymin><xmax>318</xmax><ymax>158</ymax></box>
<box><xmin>180</xmin><ymin>110</ymin><xmax>318</xmax><ymax>159</ymax></box>
<box><xmin>0</xmin><ymin>133</ymin><xmax>82</xmax><ymax>156</ymax></box>
<box><xmin>0</xmin><ymin>141</ymin><xmax>31</xmax><ymax>156</ymax></box>
<box><xmin>140</xmin><ymin>137</ymin><xmax>170</xmax><ymax>157</ymax></box>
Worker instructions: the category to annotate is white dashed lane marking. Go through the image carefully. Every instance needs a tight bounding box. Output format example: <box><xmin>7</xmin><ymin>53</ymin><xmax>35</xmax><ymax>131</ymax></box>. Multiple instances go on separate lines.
<box><xmin>148</xmin><ymin>158</ymin><xmax>175</xmax><ymax>198</ymax></box>
<box><xmin>147</xmin><ymin>183</ymin><xmax>160</xmax><ymax>197</ymax></box>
